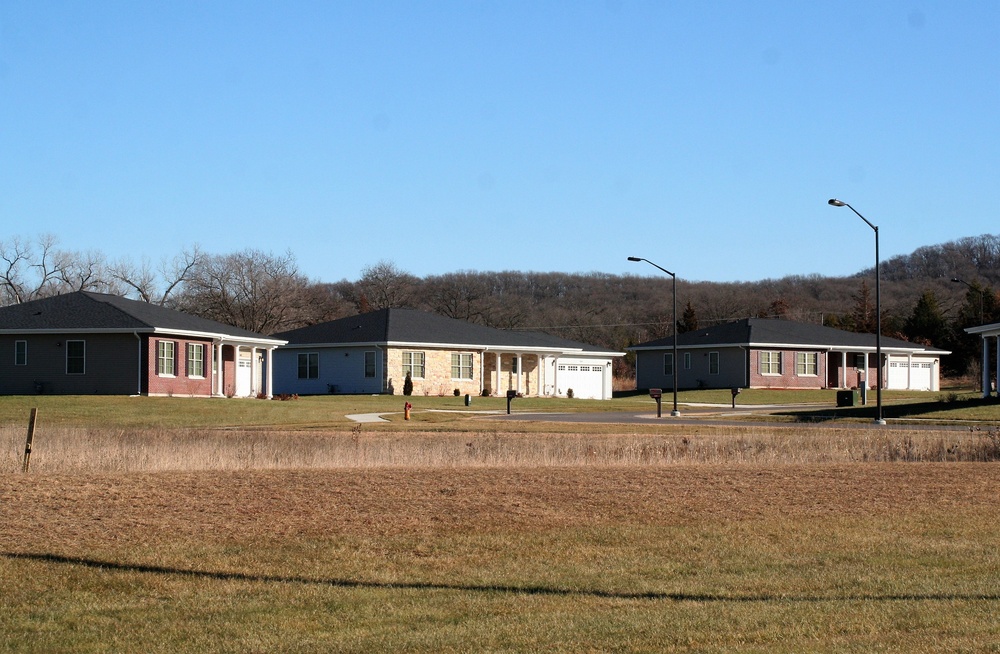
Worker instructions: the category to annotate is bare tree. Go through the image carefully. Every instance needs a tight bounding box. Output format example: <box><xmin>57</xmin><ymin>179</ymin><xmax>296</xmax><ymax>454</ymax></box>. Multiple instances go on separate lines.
<box><xmin>355</xmin><ymin>260</ymin><xmax>418</xmax><ymax>310</ymax></box>
<box><xmin>110</xmin><ymin>245</ymin><xmax>204</xmax><ymax>305</ymax></box>
<box><xmin>176</xmin><ymin>248</ymin><xmax>311</xmax><ymax>333</ymax></box>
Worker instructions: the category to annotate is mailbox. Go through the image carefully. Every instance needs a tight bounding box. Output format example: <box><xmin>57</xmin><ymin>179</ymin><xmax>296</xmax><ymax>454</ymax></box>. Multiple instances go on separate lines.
<box><xmin>506</xmin><ymin>389</ymin><xmax>518</xmax><ymax>414</ymax></box>
<box><xmin>731</xmin><ymin>387</ymin><xmax>741</xmax><ymax>408</ymax></box>
<box><xmin>649</xmin><ymin>388</ymin><xmax>663</xmax><ymax>418</ymax></box>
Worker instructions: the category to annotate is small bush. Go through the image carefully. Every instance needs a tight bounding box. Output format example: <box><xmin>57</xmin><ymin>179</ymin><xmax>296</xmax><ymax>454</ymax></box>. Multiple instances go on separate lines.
<box><xmin>453</xmin><ymin>388</ymin><xmax>461</xmax><ymax>397</ymax></box>
<box><xmin>481</xmin><ymin>387</ymin><xmax>491</xmax><ymax>397</ymax></box>
<box><xmin>566</xmin><ymin>388</ymin><xmax>574</xmax><ymax>399</ymax></box>
<box><xmin>403</xmin><ymin>373</ymin><xmax>413</xmax><ymax>396</ymax></box>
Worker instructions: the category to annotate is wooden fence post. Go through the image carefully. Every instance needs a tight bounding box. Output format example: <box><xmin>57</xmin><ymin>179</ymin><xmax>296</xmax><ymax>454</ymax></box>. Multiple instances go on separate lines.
<box><xmin>22</xmin><ymin>408</ymin><xmax>37</xmax><ymax>473</ymax></box>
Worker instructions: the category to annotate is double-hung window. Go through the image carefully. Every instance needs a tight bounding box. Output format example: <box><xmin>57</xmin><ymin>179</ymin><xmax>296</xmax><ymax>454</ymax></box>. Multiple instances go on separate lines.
<box><xmin>66</xmin><ymin>340</ymin><xmax>86</xmax><ymax>375</ymax></box>
<box><xmin>760</xmin><ymin>351</ymin><xmax>781</xmax><ymax>375</ymax></box>
<box><xmin>683</xmin><ymin>352</ymin><xmax>692</xmax><ymax>370</ymax></box>
<box><xmin>709</xmin><ymin>351</ymin><xmax>720</xmax><ymax>375</ymax></box>
<box><xmin>795</xmin><ymin>352</ymin><xmax>818</xmax><ymax>376</ymax></box>
<box><xmin>663</xmin><ymin>353</ymin><xmax>674</xmax><ymax>376</ymax></box>
<box><xmin>402</xmin><ymin>351</ymin><xmax>425</xmax><ymax>378</ymax></box>
<box><xmin>451</xmin><ymin>353</ymin><xmax>473</xmax><ymax>380</ymax></box>
<box><xmin>15</xmin><ymin>340</ymin><xmax>26</xmax><ymax>366</ymax></box>
<box><xmin>157</xmin><ymin>341</ymin><xmax>176</xmax><ymax>376</ymax></box>
<box><xmin>298</xmin><ymin>353</ymin><xmax>318</xmax><ymax>379</ymax></box>
<box><xmin>364</xmin><ymin>351</ymin><xmax>377</xmax><ymax>378</ymax></box>
<box><xmin>187</xmin><ymin>343</ymin><xmax>205</xmax><ymax>378</ymax></box>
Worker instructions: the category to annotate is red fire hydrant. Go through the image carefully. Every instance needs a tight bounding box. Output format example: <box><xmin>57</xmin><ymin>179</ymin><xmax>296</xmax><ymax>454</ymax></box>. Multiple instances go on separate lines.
<box><xmin>404</xmin><ymin>402</ymin><xmax>412</xmax><ymax>420</ymax></box>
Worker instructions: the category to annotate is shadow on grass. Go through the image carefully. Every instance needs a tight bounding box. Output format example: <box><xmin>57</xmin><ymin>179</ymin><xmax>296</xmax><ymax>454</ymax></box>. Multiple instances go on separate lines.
<box><xmin>5</xmin><ymin>551</ymin><xmax>999</xmax><ymax>604</ymax></box>
<box><xmin>777</xmin><ymin>396</ymin><xmax>1000</xmax><ymax>423</ymax></box>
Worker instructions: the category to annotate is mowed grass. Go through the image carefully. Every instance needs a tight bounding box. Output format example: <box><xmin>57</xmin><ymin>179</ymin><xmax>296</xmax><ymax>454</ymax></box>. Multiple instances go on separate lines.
<box><xmin>1</xmin><ymin>395</ymin><xmax>999</xmax><ymax>652</ymax></box>
<box><xmin>2</xmin><ymin>466</ymin><xmax>999</xmax><ymax>652</ymax></box>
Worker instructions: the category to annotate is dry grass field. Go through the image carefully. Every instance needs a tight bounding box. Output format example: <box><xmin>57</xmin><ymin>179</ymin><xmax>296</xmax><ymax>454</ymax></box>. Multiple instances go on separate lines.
<box><xmin>2</xmin><ymin>400</ymin><xmax>1000</xmax><ymax>651</ymax></box>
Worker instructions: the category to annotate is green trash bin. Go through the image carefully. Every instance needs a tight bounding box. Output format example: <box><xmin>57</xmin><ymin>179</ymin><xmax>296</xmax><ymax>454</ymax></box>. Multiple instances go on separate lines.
<box><xmin>836</xmin><ymin>390</ymin><xmax>857</xmax><ymax>407</ymax></box>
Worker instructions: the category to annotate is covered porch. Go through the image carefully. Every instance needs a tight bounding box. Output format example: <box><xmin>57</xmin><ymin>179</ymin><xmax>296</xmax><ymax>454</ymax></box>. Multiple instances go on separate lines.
<box><xmin>212</xmin><ymin>339</ymin><xmax>281</xmax><ymax>398</ymax></box>
<box><xmin>965</xmin><ymin>323</ymin><xmax>1000</xmax><ymax>398</ymax></box>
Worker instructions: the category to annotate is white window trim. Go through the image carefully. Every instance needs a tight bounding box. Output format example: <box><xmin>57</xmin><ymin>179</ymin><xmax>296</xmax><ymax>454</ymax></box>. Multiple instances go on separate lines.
<box><xmin>709</xmin><ymin>351</ymin><xmax>720</xmax><ymax>375</ymax></box>
<box><xmin>66</xmin><ymin>340</ymin><xmax>86</xmax><ymax>375</ymax></box>
<box><xmin>402</xmin><ymin>351</ymin><xmax>426</xmax><ymax>379</ymax></box>
<box><xmin>760</xmin><ymin>350</ymin><xmax>782</xmax><ymax>376</ymax></box>
<box><xmin>298</xmin><ymin>352</ymin><xmax>319</xmax><ymax>379</ymax></box>
<box><xmin>187</xmin><ymin>343</ymin><xmax>206</xmax><ymax>379</ymax></box>
<box><xmin>157</xmin><ymin>340</ymin><xmax>177</xmax><ymax>377</ymax></box>
<box><xmin>364</xmin><ymin>351</ymin><xmax>377</xmax><ymax>378</ymax></box>
<box><xmin>451</xmin><ymin>352</ymin><xmax>473</xmax><ymax>381</ymax></box>
<box><xmin>683</xmin><ymin>352</ymin><xmax>691</xmax><ymax>370</ymax></box>
<box><xmin>795</xmin><ymin>352</ymin><xmax>818</xmax><ymax>377</ymax></box>
<box><xmin>663</xmin><ymin>352</ymin><xmax>674</xmax><ymax>376</ymax></box>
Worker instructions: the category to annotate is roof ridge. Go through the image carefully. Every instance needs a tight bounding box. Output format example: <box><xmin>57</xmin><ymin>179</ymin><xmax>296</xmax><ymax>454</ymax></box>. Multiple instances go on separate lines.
<box><xmin>78</xmin><ymin>290</ymin><xmax>156</xmax><ymax>329</ymax></box>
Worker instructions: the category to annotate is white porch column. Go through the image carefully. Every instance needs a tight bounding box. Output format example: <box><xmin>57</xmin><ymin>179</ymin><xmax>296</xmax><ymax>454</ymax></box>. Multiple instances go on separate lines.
<box><xmin>840</xmin><ymin>351</ymin><xmax>847</xmax><ymax>388</ymax></box>
<box><xmin>907</xmin><ymin>352</ymin><xmax>913</xmax><ymax>390</ymax></box>
<box><xmin>215</xmin><ymin>342</ymin><xmax>224</xmax><ymax>396</ymax></box>
<box><xmin>265</xmin><ymin>346</ymin><xmax>275</xmax><ymax>398</ymax></box>
<box><xmin>250</xmin><ymin>346</ymin><xmax>259</xmax><ymax>397</ymax></box>
<box><xmin>515</xmin><ymin>353</ymin><xmax>523</xmax><ymax>394</ymax></box>
<box><xmin>983</xmin><ymin>337</ymin><xmax>991</xmax><ymax>398</ymax></box>
<box><xmin>495</xmin><ymin>352</ymin><xmax>502</xmax><ymax>396</ymax></box>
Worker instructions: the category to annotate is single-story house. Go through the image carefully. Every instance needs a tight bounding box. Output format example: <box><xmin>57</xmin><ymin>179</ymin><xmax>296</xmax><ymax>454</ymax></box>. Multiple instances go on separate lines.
<box><xmin>0</xmin><ymin>291</ymin><xmax>286</xmax><ymax>397</ymax></box>
<box><xmin>630</xmin><ymin>318</ymin><xmax>949</xmax><ymax>392</ymax></box>
<box><xmin>271</xmin><ymin>308</ymin><xmax>624</xmax><ymax>400</ymax></box>
<box><xmin>964</xmin><ymin>322</ymin><xmax>1000</xmax><ymax>398</ymax></box>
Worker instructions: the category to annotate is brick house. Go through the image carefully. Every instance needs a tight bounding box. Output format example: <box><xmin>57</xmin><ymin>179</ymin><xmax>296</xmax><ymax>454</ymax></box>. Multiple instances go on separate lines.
<box><xmin>630</xmin><ymin>318</ymin><xmax>948</xmax><ymax>392</ymax></box>
<box><xmin>271</xmin><ymin>308</ymin><xmax>624</xmax><ymax>399</ymax></box>
<box><xmin>0</xmin><ymin>291</ymin><xmax>286</xmax><ymax>397</ymax></box>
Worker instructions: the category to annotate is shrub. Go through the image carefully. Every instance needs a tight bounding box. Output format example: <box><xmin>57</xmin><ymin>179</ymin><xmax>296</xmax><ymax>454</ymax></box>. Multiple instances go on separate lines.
<box><xmin>481</xmin><ymin>387</ymin><xmax>491</xmax><ymax>397</ymax></box>
<box><xmin>403</xmin><ymin>373</ymin><xmax>413</xmax><ymax>396</ymax></box>
<box><xmin>453</xmin><ymin>388</ymin><xmax>461</xmax><ymax>396</ymax></box>
<box><xmin>566</xmin><ymin>388</ymin><xmax>574</xmax><ymax>399</ymax></box>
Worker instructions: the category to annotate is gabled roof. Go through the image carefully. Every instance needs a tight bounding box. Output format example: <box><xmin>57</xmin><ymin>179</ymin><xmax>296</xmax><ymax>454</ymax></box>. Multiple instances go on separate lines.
<box><xmin>273</xmin><ymin>308</ymin><xmax>622</xmax><ymax>355</ymax></box>
<box><xmin>630</xmin><ymin>318</ymin><xmax>949</xmax><ymax>354</ymax></box>
<box><xmin>0</xmin><ymin>291</ymin><xmax>284</xmax><ymax>344</ymax></box>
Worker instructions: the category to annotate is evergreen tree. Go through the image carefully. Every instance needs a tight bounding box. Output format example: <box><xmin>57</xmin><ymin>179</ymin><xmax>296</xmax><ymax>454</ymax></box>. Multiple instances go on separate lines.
<box><xmin>904</xmin><ymin>290</ymin><xmax>949</xmax><ymax>347</ymax></box>
<box><xmin>849</xmin><ymin>280</ymin><xmax>877</xmax><ymax>333</ymax></box>
<box><xmin>678</xmin><ymin>301</ymin><xmax>699</xmax><ymax>333</ymax></box>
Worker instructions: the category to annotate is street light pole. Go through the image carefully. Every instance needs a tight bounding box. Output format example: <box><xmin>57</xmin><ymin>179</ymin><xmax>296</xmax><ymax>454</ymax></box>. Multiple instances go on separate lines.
<box><xmin>628</xmin><ymin>256</ymin><xmax>680</xmax><ymax>417</ymax></box>
<box><xmin>829</xmin><ymin>199</ymin><xmax>886</xmax><ymax>425</ymax></box>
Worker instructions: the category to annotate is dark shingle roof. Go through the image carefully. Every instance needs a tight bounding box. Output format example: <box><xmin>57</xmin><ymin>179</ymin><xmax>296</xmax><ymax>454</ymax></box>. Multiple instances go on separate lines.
<box><xmin>0</xmin><ymin>291</ymin><xmax>281</xmax><ymax>342</ymax></box>
<box><xmin>631</xmin><ymin>318</ymin><xmax>947</xmax><ymax>353</ymax></box>
<box><xmin>273</xmin><ymin>308</ymin><xmax>619</xmax><ymax>354</ymax></box>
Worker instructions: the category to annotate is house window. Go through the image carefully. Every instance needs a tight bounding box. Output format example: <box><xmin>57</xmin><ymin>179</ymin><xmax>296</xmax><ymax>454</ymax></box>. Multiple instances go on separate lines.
<box><xmin>187</xmin><ymin>343</ymin><xmax>205</xmax><ymax>378</ymax></box>
<box><xmin>856</xmin><ymin>354</ymin><xmax>867</xmax><ymax>369</ymax></box>
<box><xmin>66</xmin><ymin>340</ymin><xmax>85</xmax><ymax>375</ymax></box>
<box><xmin>157</xmin><ymin>341</ymin><xmax>176</xmax><ymax>376</ymax></box>
<box><xmin>402</xmin><ymin>351</ymin><xmax>425</xmax><ymax>378</ymax></box>
<box><xmin>451</xmin><ymin>353</ymin><xmax>473</xmax><ymax>380</ymax></box>
<box><xmin>709</xmin><ymin>351</ymin><xmax>720</xmax><ymax>375</ymax></box>
<box><xmin>760</xmin><ymin>351</ymin><xmax>782</xmax><ymax>375</ymax></box>
<box><xmin>795</xmin><ymin>352</ymin><xmax>818</xmax><ymax>376</ymax></box>
<box><xmin>298</xmin><ymin>353</ymin><xmax>318</xmax><ymax>379</ymax></box>
<box><xmin>15</xmin><ymin>340</ymin><xmax>26</xmax><ymax>366</ymax></box>
<box><xmin>663</xmin><ymin>353</ymin><xmax>674</xmax><ymax>376</ymax></box>
<box><xmin>364</xmin><ymin>351</ymin><xmax>377</xmax><ymax>378</ymax></box>
<box><xmin>683</xmin><ymin>352</ymin><xmax>691</xmax><ymax>370</ymax></box>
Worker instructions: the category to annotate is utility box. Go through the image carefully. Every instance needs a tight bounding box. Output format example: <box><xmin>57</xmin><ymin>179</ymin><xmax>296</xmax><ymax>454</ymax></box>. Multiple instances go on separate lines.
<box><xmin>836</xmin><ymin>390</ymin><xmax>858</xmax><ymax>407</ymax></box>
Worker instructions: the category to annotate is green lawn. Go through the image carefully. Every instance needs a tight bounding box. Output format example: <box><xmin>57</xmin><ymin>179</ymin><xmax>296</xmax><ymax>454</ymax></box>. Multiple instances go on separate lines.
<box><xmin>0</xmin><ymin>388</ymin><xmax>995</xmax><ymax>430</ymax></box>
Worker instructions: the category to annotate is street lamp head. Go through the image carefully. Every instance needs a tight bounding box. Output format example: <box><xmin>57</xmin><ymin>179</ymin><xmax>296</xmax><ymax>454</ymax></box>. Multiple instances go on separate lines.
<box><xmin>828</xmin><ymin>199</ymin><xmax>846</xmax><ymax>207</ymax></box>
<box><xmin>627</xmin><ymin>256</ymin><xmax>642</xmax><ymax>262</ymax></box>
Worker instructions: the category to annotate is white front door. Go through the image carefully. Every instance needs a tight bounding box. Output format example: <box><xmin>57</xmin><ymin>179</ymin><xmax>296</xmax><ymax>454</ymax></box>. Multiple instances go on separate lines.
<box><xmin>237</xmin><ymin>357</ymin><xmax>253</xmax><ymax>396</ymax></box>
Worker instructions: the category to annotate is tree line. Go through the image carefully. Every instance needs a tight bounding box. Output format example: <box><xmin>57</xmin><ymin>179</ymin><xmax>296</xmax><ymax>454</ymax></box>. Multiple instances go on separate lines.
<box><xmin>3</xmin><ymin>233</ymin><xmax>998</xmax><ymax>380</ymax></box>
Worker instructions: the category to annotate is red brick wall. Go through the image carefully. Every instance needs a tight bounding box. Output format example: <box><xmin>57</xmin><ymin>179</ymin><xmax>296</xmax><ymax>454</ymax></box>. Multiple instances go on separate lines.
<box><xmin>748</xmin><ymin>349</ymin><xmax>827</xmax><ymax>389</ymax></box>
<box><xmin>144</xmin><ymin>336</ymin><xmax>214</xmax><ymax>397</ymax></box>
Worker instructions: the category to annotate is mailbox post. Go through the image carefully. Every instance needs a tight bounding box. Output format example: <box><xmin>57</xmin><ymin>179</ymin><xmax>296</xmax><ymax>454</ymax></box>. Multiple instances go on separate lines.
<box><xmin>506</xmin><ymin>390</ymin><xmax>518</xmax><ymax>415</ymax></box>
<box><xmin>730</xmin><ymin>387</ymin><xmax>741</xmax><ymax>408</ymax></box>
<box><xmin>649</xmin><ymin>388</ymin><xmax>663</xmax><ymax>418</ymax></box>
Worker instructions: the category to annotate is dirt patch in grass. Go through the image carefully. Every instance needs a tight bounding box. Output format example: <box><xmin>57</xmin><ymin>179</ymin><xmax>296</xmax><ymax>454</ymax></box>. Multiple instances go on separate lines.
<box><xmin>2</xmin><ymin>464</ymin><xmax>996</xmax><ymax>555</ymax></box>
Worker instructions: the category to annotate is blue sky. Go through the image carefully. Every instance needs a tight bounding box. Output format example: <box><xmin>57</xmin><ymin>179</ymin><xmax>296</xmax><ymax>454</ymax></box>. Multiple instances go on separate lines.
<box><xmin>1</xmin><ymin>1</ymin><xmax>997</xmax><ymax>284</ymax></box>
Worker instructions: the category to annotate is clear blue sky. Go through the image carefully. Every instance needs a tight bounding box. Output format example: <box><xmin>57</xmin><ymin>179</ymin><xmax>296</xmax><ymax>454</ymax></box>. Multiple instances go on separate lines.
<box><xmin>2</xmin><ymin>1</ymin><xmax>997</xmax><ymax>284</ymax></box>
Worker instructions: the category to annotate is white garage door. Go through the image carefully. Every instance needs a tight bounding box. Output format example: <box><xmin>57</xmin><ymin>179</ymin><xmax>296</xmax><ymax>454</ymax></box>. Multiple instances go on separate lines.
<box><xmin>887</xmin><ymin>357</ymin><xmax>933</xmax><ymax>390</ymax></box>
<box><xmin>556</xmin><ymin>362</ymin><xmax>605</xmax><ymax>399</ymax></box>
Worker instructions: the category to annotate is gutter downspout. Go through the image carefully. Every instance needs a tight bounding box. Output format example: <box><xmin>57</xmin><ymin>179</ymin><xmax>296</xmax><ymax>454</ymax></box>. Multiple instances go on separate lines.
<box><xmin>374</xmin><ymin>344</ymin><xmax>384</xmax><ymax>393</ymax></box>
